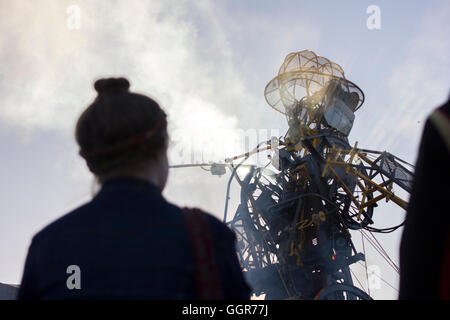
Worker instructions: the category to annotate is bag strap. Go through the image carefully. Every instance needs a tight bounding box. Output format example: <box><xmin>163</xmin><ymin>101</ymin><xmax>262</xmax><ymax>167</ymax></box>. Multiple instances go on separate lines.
<box><xmin>183</xmin><ymin>208</ymin><xmax>224</xmax><ymax>299</ymax></box>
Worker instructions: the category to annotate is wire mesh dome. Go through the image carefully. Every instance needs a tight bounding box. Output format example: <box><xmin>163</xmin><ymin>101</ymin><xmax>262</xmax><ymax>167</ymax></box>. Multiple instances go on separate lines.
<box><xmin>264</xmin><ymin>50</ymin><xmax>365</xmax><ymax>115</ymax></box>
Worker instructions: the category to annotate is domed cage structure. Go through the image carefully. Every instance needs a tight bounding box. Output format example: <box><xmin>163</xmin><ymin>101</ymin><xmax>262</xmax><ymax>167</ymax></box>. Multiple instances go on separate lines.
<box><xmin>264</xmin><ymin>50</ymin><xmax>365</xmax><ymax>137</ymax></box>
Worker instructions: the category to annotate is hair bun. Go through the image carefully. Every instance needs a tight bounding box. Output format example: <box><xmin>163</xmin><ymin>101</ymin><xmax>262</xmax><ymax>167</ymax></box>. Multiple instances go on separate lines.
<box><xmin>94</xmin><ymin>78</ymin><xmax>130</xmax><ymax>95</ymax></box>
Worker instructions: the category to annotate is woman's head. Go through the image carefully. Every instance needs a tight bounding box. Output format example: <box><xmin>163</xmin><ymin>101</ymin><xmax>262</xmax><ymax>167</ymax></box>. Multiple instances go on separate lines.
<box><xmin>76</xmin><ymin>78</ymin><xmax>169</xmax><ymax>190</ymax></box>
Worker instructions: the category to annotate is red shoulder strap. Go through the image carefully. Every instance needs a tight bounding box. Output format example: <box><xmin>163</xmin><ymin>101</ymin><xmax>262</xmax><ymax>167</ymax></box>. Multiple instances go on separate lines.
<box><xmin>183</xmin><ymin>208</ymin><xmax>224</xmax><ymax>300</ymax></box>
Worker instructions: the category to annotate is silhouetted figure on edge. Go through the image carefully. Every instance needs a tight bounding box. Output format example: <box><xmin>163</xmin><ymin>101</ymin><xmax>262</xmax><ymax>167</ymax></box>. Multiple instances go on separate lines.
<box><xmin>18</xmin><ymin>78</ymin><xmax>251</xmax><ymax>300</ymax></box>
<box><xmin>399</xmin><ymin>96</ymin><xmax>450</xmax><ymax>299</ymax></box>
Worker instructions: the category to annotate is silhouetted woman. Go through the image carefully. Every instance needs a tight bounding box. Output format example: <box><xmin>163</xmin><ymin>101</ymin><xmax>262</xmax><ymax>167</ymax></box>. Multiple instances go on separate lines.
<box><xmin>18</xmin><ymin>78</ymin><xmax>251</xmax><ymax>299</ymax></box>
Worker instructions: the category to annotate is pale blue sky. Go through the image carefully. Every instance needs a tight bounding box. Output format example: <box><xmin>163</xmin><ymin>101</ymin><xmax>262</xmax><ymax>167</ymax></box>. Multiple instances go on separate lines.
<box><xmin>1</xmin><ymin>0</ymin><xmax>449</xmax><ymax>299</ymax></box>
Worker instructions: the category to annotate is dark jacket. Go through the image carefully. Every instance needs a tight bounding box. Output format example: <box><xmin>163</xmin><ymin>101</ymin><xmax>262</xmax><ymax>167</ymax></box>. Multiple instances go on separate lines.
<box><xmin>18</xmin><ymin>178</ymin><xmax>251</xmax><ymax>299</ymax></box>
<box><xmin>399</xmin><ymin>98</ymin><xmax>450</xmax><ymax>299</ymax></box>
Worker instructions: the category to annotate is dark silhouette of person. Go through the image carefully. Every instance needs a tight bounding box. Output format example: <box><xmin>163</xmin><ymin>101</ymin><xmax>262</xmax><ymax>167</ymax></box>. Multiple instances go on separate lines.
<box><xmin>399</xmin><ymin>96</ymin><xmax>450</xmax><ymax>299</ymax></box>
<box><xmin>18</xmin><ymin>78</ymin><xmax>251</xmax><ymax>300</ymax></box>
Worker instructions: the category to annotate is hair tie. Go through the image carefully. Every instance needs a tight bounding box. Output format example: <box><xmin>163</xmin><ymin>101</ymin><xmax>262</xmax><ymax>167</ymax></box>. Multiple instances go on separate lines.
<box><xmin>80</xmin><ymin>118</ymin><xmax>165</xmax><ymax>159</ymax></box>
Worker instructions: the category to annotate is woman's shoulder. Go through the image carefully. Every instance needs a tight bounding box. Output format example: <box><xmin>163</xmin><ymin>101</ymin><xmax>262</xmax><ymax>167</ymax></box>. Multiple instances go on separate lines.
<box><xmin>30</xmin><ymin>202</ymin><xmax>93</xmax><ymax>245</ymax></box>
